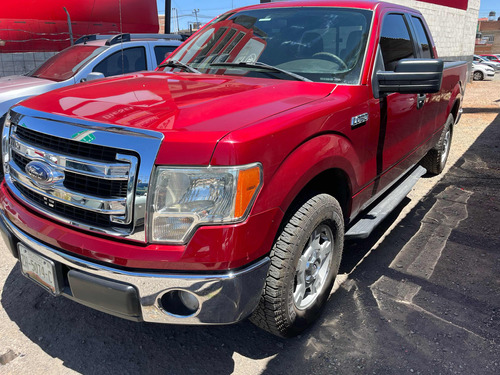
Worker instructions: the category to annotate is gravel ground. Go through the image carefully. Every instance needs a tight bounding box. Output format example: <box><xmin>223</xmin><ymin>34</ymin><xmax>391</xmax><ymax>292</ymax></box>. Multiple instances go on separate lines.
<box><xmin>0</xmin><ymin>76</ymin><xmax>499</xmax><ymax>374</ymax></box>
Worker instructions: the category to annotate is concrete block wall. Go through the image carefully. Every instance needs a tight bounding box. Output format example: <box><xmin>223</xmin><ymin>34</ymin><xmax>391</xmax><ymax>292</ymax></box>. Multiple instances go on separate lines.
<box><xmin>387</xmin><ymin>0</ymin><xmax>480</xmax><ymax>61</ymax></box>
<box><xmin>0</xmin><ymin>52</ymin><xmax>56</xmax><ymax>77</ymax></box>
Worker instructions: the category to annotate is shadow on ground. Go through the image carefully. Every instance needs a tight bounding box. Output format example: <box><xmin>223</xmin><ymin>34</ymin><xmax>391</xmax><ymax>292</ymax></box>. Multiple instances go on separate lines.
<box><xmin>2</xmin><ymin>113</ymin><xmax>499</xmax><ymax>374</ymax></box>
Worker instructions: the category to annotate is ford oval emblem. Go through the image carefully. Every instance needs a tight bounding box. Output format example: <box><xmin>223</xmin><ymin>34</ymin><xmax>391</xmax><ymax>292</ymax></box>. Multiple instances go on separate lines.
<box><xmin>25</xmin><ymin>161</ymin><xmax>62</xmax><ymax>186</ymax></box>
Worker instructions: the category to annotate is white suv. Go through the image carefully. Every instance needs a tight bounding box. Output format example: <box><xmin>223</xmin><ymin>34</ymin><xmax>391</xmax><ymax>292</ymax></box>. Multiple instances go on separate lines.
<box><xmin>0</xmin><ymin>34</ymin><xmax>182</xmax><ymax>120</ymax></box>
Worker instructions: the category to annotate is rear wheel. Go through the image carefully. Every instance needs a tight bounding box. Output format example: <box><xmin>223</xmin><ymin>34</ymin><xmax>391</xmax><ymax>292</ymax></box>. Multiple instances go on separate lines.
<box><xmin>250</xmin><ymin>193</ymin><xmax>344</xmax><ymax>337</ymax></box>
<box><xmin>420</xmin><ymin>113</ymin><xmax>453</xmax><ymax>175</ymax></box>
<box><xmin>473</xmin><ymin>71</ymin><xmax>483</xmax><ymax>81</ymax></box>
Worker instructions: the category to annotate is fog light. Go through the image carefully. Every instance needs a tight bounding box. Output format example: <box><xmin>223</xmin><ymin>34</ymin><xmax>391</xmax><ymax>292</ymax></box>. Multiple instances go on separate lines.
<box><xmin>160</xmin><ymin>290</ymin><xmax>200</xmax><ymax>317</ymax></box>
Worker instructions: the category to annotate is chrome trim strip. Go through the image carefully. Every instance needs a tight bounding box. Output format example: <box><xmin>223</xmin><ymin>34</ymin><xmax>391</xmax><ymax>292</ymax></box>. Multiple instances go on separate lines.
<box><xmin>8</xmin><ymin>164</ymin><xmax>127</xmax><ymax>215</ymax></box>
<box><xmin>112</xmin><ymin>154</ymin><xmax>138</xmax><ymax>224</ymax></box>
<box><xmin>11</xmin><ymin>133</ymin><xmax>131</xmax><ymax>180</ymax></box>
<box><xmin>1</xmin><ymin>211</ymin><xmax>270</xmax><ymax>324</ymax></box>
<box><xmin>5</xmin><ymin>106</ymin><xmax>165</xmax><ymax>242</ymax></box>
<box><xmin>4</xmin><ymin>177</ymin><xmax>131</xmax><ymax>236</ymax></box>
<box><xmin>12</xmin><ymin>106</ymin><xmax>164</xmax><ymax>142</ymax></box>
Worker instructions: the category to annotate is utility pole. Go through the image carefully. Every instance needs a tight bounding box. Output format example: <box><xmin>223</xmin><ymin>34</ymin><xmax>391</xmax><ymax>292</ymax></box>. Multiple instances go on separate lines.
<box><xmin>63</xmin><ymin>7</ymin><xmax>74</xmax><ymax>45</ymax></box>
<box><xmin>164</xmin><ymin>0</ymin><xmax>171</xmax><ymax>34</ymax></box>
<box><xmin>193</xmin><ymin>8</ymin><xmax>200</xmax><ymax>27</ymax></box>
<box><xmin>172</xmin><ymin>8</ymin><xmax>180</xmax><ymax>33</ymax></box>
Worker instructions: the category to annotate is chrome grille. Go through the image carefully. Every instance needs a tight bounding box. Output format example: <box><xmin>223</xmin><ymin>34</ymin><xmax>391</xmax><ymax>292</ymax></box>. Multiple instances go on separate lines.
<box><xmin>15</xmin><ymin>126</ymin><xmax>118</xmax><ymax>162</ymax></box>
<box><xmin>3</xmin><ymin>107</ymin><xmax>164</xmax><ymax>242</ymax></box>
<box><xmin>12</xmin><ymin>152</ymin><xmax>128</xmax><ymax>198</ymax></box>
<box><xmin>15</xmin><ymin>182</ymin><xmax>114</xmax><ymax>227</ymax></box>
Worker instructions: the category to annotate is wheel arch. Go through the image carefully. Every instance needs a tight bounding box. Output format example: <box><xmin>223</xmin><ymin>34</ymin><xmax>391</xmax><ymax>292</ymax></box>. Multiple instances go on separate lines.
<box><xmin>255</xmin><ymin>134</ymin><xmax>357</xmax><ymax>232</ymax></box>
<box><xmin>284</xmin><ymin>168</ymin><xmax>352</xmax><ymax>223</ymax></box>
<box><xmin>447</xmin><ymin>80</ymin><xmax>463</xmax><ymax>128</ymax></box>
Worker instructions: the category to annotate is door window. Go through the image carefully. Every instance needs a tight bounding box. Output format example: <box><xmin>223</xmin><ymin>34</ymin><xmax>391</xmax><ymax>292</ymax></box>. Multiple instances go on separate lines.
<box><xmin>154</xmin><ymin>46</ymin><xmax>180</xmax><ymax>66</ymax></box>
<box><xmin>93</xmin><ymin>47</ymin><xmax>147</xmax><ymax>77</ymax></box>
<box><xmin>379</xmin><ymin>14</ymin><xmax>415</xmax><ymax>71</ymax></box>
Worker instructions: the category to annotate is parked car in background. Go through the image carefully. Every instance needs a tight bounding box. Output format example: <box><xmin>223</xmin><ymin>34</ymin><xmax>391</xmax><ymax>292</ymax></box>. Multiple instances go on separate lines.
<box><xmin>0</xmin><ymin>34</ymin><xmax>182</xmax><ymax>121</ymax></box>
<box><xmin>474</xmin><ymin>55</ymin><xmax>500</xmax><ymax>71</ymax></box>
<box><xmin>480</xmin><ymin>54</ymin><xmax>500</xmax><ymax>63</ymax></box>
<box><xmin>472</xmin><ymin>62</ymin><xmax>495</xmax><ymax>81</ymax></box>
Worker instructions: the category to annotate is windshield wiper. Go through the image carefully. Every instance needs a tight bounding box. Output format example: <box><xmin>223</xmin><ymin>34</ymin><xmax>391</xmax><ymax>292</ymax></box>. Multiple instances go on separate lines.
<box><xmin>158</xmin><ymin>60</ymin><xmax>201</xmax><ymax>74</ymax></box>
<box><xmin>208</xmin><ymin>61</ymin><xmax>311</xmax><ymax>82</ymax></box>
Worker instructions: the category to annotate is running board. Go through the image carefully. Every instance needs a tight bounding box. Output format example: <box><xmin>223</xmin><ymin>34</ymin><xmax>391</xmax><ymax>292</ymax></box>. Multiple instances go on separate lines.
<box><xmin>345</xmin><ymin>166</ymin><xmax>427</xmax><ymax>240</ymax></box>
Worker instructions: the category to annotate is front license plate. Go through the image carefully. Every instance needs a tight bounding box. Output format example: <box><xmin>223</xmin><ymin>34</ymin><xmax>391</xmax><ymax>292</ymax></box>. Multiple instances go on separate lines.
<box><xmin>19</xmin><ymin>243</ymin><xmax>59</xmax><ymax>295</ymax></box>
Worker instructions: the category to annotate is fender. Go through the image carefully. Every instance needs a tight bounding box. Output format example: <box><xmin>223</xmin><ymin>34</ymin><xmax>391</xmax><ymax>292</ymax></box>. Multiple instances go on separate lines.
<box><xmin>253</xmin><ymin>133</ymin><xmax>358</xmax><ymax>216</ymax></box>
<box><xmin>446</xmin><ymin>81</ymin><xmax>462</xmax><ymax>121</ymax></box>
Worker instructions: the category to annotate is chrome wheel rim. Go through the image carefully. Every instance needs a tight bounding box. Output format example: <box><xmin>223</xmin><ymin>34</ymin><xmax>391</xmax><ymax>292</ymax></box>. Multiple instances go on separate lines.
<box><xmin>294</xmin><ymin>224</ymin><xmax>334</xmax><ymax>310</ymax></box>
<box><xmin>441</xmin><ymin>129</ymin><xmax>451</xmax><ymax>166</ymax></box>
<box><xmin>473</xmin><ymin>71</ymin><xmax>482</xmax><ymax>80</ymax></box>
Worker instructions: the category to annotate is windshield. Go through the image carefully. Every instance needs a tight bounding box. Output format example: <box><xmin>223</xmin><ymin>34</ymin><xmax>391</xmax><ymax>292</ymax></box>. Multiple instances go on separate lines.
<box><xmin>30</xmin><ymin>45</ymin><xmax>107</xmax><ymax>82</ymax></box>
<box><xmin>162</xmin><ymin>7</ymin><xmax>373</xmax><ymax>84</ymax></box>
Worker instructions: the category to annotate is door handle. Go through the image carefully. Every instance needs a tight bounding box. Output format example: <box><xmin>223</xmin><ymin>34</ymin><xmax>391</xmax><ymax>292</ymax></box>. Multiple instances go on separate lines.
<box><xmin>417</xmin><ymin>93</ymin><xmax>426</xmax><ymax>109</ymax></box>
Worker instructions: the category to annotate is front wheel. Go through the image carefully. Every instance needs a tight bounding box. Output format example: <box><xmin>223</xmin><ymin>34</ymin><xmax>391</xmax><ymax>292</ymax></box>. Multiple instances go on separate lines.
<box><xmin>473</xmin><ymin>71</ymin><xmax>484</xmax><ymax>81</ymax></box>
<box><xmin>250</xmin><ymin>194</ymin><xmax>344</xmax><ymax>337</ymax></box>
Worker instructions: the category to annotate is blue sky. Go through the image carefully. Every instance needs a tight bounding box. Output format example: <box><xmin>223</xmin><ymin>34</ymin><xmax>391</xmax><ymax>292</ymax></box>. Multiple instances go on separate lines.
<box><xmin>157</xmin><ymin>1</ymin><xmax>500</xmax><ymax>30</ymax></box>
<box><xmin>157</xmin><ymin>1</ymin><xmax>259</xmax><ymax>31</ymax></box>
<box><xmin>479</xmin><ymin>0</ymin><xmax>500</xmax><ymax>18</ymax></box>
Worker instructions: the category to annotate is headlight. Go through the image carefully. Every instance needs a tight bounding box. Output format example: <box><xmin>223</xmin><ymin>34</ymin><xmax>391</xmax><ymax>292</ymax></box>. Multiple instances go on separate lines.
<box><xmin>148</xmin><ymin>163</ymin><xmax>262</xmax><ymax>243</ymax></box>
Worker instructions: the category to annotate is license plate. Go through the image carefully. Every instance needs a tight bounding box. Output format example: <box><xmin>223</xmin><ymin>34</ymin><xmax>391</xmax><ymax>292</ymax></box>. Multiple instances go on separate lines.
<box><xmin>19</xmin><ymin>243</ymin><xmax>59</xmax><ymax>295</ymax></box>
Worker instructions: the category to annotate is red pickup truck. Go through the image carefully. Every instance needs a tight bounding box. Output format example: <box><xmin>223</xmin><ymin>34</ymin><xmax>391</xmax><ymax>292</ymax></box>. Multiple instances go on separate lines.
<box><xmin>0</xmin><ymin>1</ymin><xmax>467</xmax><ymax>337</ymax></box>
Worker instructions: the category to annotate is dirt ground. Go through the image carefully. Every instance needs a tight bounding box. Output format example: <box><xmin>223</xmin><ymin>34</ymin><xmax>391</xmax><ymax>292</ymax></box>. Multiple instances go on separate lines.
<box><xmin>0</xmin><ymin>76</ymin><xmax>499</xmax><ymax>375</ymax></box>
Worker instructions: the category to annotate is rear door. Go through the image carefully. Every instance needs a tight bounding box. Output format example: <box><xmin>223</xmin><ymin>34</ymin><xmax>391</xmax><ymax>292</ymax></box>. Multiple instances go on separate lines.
<box><xmin>407</xmin><ymin>14</ymin><xmax>442</xmax><ymax>148</ymax></box>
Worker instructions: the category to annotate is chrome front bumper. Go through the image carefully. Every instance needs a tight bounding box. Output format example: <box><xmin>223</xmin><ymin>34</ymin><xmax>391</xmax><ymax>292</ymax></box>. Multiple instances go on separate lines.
<box><xmin>0</xmin><ymin>211</ymin><xmax>270</xmax><ymax>325</ymax></box>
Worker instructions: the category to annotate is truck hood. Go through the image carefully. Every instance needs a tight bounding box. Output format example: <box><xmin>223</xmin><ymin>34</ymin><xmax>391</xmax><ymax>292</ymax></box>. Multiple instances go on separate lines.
<box><xmin>20</xmin><ymin>71</ymin><xmax>334</xmax><ymax>164</ymax></box>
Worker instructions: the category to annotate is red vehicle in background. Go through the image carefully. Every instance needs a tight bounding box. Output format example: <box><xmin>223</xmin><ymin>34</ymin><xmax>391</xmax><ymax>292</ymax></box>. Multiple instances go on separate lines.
<box><xmin>480</xmin><ymin>54</ymin><xmax>500</xmax><ymax>63</ymax></box>
<box><xmin>0</xmin><ymin>1</ymin><xmax>467</xmax><ymax>337</ymax></box>
<box><xmin>0</xmin><ymin>0</ymin><xmax>158</xmax><ymax>53</ymax></box>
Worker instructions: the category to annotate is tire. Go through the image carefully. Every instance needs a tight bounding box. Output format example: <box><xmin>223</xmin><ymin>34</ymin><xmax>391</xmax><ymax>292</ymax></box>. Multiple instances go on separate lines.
<box><xmin>473</xmin><ymin>71</ymin><xmax>483</xmax><ymax>81</ymax></box>
<box><xmin>250</xmin><ymin>193</ymin><xmax>344</xmax><ymax>337</ymax></box>
<box><xmin>420</xmin><ymin>113</ymin><xmax>453</xmax><ymax>175</ymax></box>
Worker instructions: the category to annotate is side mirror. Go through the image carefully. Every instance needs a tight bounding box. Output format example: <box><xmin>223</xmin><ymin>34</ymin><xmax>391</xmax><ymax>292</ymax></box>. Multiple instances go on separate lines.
<box><xmin>377</xmin><ymin>59</ymin><xmax>443</xmax><ymax>94</ymax></box>
<box><xmin>82</xmin><ymin>72</ymin><xmax>105</xmax><ymax>82</ymax></box>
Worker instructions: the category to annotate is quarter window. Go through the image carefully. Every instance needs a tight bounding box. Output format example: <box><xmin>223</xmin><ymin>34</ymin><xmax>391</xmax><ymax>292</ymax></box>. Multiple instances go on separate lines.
<box><xmin>411</xmin><ymin>16</ymin><xmax>433</xmax><ymax>58</ymax></box>
<box><xmin>379</xmin><ymin>14</ymin><xmax>415</xmax><ymax>71</ymax></box>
